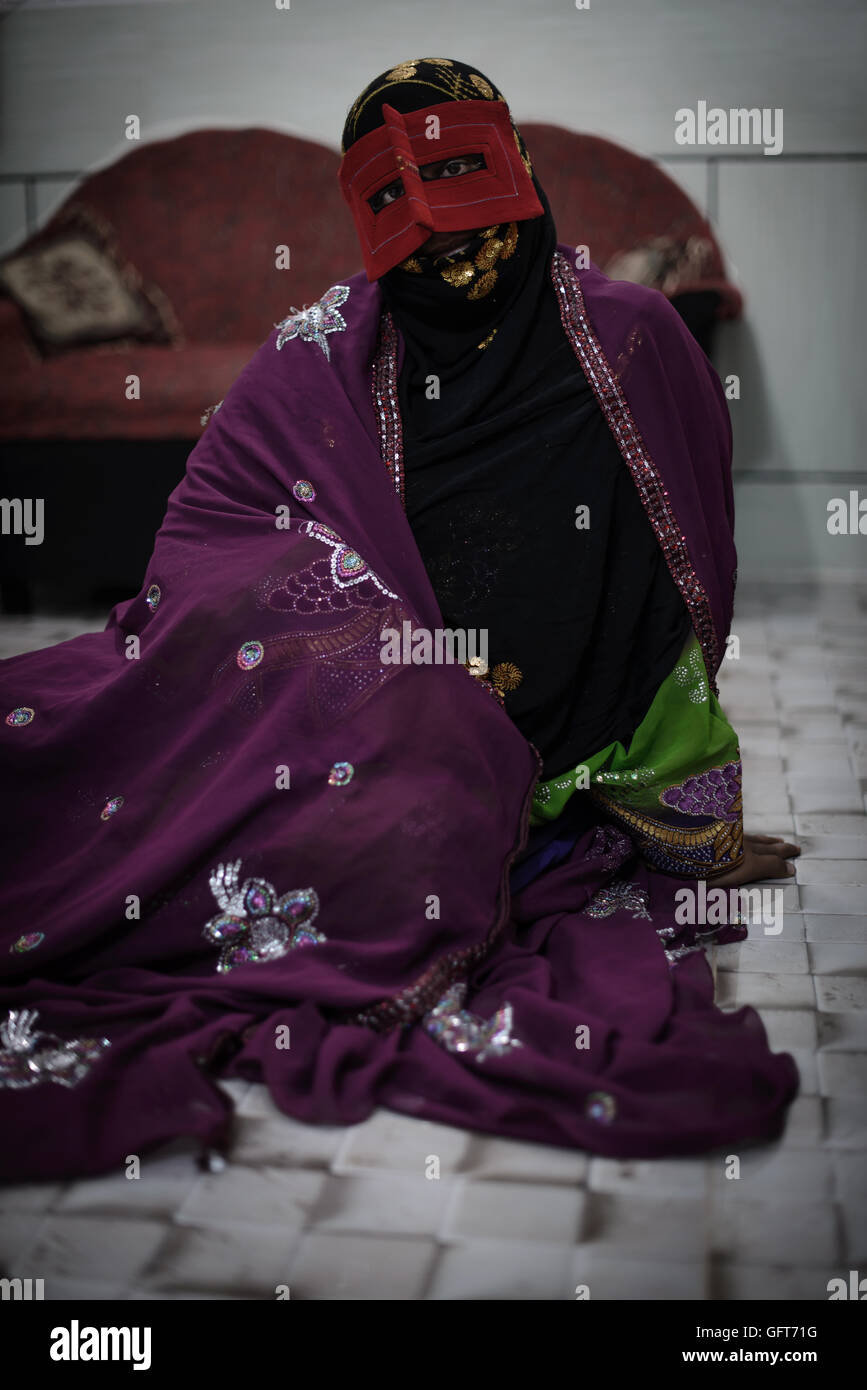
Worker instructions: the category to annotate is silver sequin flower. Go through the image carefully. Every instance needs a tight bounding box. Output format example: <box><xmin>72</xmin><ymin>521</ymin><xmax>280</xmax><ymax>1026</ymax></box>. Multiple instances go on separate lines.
<box><xmin>0</xmin><ymin>1009</ymin><xmax>110</xmax><ymax>1090</ymax></box>
<box><xmin>275</xmin><ymin>285</ymin><xmax>350</xmax><ymax>361</ymax></box>
<box><xmin>203</xmin><ymin>859</ymin><xmax>325</xmax><ymax>973</ymax></box>
<box><xmin>422</xmin><ymin>982</ymin><xmax>523</xmax><ymax>1062</ymax></box>
<box><xmin>582</xmin><ymin>879</ymin><xmax>652</xmax><ymax>920</ymax></box>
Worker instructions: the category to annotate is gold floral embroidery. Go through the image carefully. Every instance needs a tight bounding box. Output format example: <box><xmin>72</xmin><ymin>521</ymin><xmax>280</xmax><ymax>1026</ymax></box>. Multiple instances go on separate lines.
<box><xmin>477</xmin><ymin>328</ymin><xmax>498</xmax><ymax>350</ymax></box>
<box><xmin>475</xmin><ymin>222</ymin><xmax>518</xmax><ymax>272</ymax></box>
<box><xmin>501</xmin><ymin>222</ymin><xmax>519</xmax><ymax>257</ymax></box>
<box><xmin>513</xmin><ymin>126</ymin><xmax>534</xmax><ymax>177</ymax></box>
<box><xmin>440</xmin><ymin>260</ymin><xmax>476</xmax><ymax>288</ymax></box>
<box><xmin>467</xmin><ymin>270</ymin><xmax>498</xmax><ymax>301</ymax></box>
<box><xmin>475</xmin><ymin>236</ymin><xmax>504</xmax><ymax>272</ymax></box>
<box><xmin>386</xmin><ymin>60</ymin><xmax>419</xmax><ymax>81</ymax></box>
<box><xmin>439</xmin><ymin>222</ymin><xmax>519</xmax><ymax>300</ymax></box>
<box><xmin>469</xmin><ymin>73</ymin><xmax>495</xmax><ymax>99</ymax></box>
<box><xmin>343</xmin><ymin>62</ymin><xmax>509</xmax><ymax>152</ymax></box>
<box><xmin>491</xmin><ymin>662</ymin><xmax>523</xmax><ymax>692</ymax></box>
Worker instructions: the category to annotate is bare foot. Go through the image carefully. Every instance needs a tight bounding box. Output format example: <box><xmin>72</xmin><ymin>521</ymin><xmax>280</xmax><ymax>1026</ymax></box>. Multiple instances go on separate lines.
<box><xmin>712</xmin><ymin>832</ymin><xmax>800</xmax><ymax>888</ymax></box>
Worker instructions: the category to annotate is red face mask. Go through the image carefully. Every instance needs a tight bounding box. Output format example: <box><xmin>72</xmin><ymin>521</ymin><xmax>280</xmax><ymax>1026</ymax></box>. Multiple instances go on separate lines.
<box><xmin>338</xmin><ymin>98</ymin><xmax>543</xmax><ymax>280</ymax></box>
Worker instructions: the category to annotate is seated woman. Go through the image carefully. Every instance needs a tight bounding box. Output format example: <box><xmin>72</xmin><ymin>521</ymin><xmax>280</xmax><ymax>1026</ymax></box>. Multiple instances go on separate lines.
<box><xmin>0</xmin><ymin>59</ymin><xmax>799</xmax><ymax>1182</ymax></box>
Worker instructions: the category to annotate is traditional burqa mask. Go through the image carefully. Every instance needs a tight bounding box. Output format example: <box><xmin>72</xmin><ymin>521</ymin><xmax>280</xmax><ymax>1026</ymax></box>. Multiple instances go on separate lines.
<box><xmin>339</xmin><ymin>58</ymin><xmax>543</xmax><ymax>284</ymax></box>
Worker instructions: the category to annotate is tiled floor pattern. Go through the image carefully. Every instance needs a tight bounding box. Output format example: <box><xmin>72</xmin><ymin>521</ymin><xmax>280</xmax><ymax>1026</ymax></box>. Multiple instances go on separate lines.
<box><xmin>0</xmin><ymin>581</ymin><xmax>865</xmax><ymax>1300</ymax></box>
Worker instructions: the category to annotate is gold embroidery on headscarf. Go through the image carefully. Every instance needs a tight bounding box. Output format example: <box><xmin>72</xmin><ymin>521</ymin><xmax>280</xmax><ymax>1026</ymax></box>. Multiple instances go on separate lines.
<box><xmin>438</xmin><ymin>222</ymin><xmax>519</xmax><ymax>299</ymax></box>
<box><xmin>469</xmin><ymin>74</ymin><xmax>495</xmax><ymax>99</ymax></box>
<box><xmin>475</xmin><ymin>222</ymin><xmax>518</xmax><ymax>272</ymax></box>
<box><xmin>467</xmin><ymin>270</ymin><xmax>497</xmax><ymax>300</ymax></box>
<box><xmin>475</xmin><ymin>226</ymin><xmax>513</xmax><ymax>272</ymax></box>
<box><xmin>477</xmin><ymin>328</ymin><xmax>498</xmax><ymax>350</ymax></box>
<box><xmin>386</xmin><ymin>60</ymin><xmax>420</xmax><ymax>81</ymax></box>
<box><xmin>499</xmin><ymin>221</ymin><xmax>518</xmax><ymax>258</ymax></box>
<box><xmin>343</xmin><ymin>61</ymin><xmax>509</xmax><ymax>151</ymax></box>
<box><xmin>440</xmin><ymin>260</ymin><xmax>475</xmax><ymax>288</ymax></box>
<box><xmin>512</xmin><ymin>126</ymin><xmax>534</xmax><ymax>177</ymax></box>
<box><xmin>475</xmin><ymin>238</ymin><xmax>503</xmax><ymax>272</ymax></box>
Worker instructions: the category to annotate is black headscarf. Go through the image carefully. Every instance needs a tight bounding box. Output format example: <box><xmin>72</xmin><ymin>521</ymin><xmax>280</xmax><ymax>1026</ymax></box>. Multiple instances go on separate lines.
<box><xmin>343</xmin><ymin>59</ymin><xmax>691</xmax><ymax>775</ymax></box>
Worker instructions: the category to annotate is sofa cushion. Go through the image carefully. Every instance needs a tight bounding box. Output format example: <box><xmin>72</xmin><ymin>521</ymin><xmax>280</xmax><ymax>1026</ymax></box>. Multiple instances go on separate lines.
<box><xmin>0</xmin><ymin>205</ymin><xmax>180</xmax><ymax>357</ymax></box>
<box><xmin>522</xmin><ymin>124</ymin><xmax>742</xmax><ymax>318</ymax></box>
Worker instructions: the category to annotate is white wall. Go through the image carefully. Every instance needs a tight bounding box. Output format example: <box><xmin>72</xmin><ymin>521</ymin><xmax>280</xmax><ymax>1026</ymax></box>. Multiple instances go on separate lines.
<box><xmin>2</xmin><ymin>0</ymin><xmax>865</xmax><ymax>577</ymax></box>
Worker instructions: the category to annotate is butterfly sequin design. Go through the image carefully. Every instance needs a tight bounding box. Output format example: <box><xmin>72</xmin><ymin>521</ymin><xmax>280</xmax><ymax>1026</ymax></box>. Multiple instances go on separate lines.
<box><xmin>275</xmin><ymin>285</ymin><xmax>350</xmax><ymax>361</ymax></box>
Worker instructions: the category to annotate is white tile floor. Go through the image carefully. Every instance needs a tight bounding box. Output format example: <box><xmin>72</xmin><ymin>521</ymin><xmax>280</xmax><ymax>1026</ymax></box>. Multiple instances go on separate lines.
<box><xmin>0</xmin><ymin>578</ymin><xmax>865</xmax><ymax>1300</ymax></box>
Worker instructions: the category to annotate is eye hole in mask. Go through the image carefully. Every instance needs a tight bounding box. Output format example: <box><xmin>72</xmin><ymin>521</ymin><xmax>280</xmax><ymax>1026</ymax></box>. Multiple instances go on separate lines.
<box><xmin>368</xmin><ymin>152</ymin><xmax>487</xmax><ymax>213</ymax></box>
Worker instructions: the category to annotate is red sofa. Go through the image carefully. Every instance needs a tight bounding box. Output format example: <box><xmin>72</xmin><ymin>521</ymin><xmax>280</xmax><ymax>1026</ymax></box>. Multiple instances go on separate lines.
<box><xmin>0</xmin><ymin>124</ymin><xmax>739</xmax><ymax>442</ymax></box>
<box><xmin>0</xmin><ymin>127</ymin><xmax>359</xmax><ymax>440</ymax></box>
<box><xmin>0</xmin><ymin>124</ymin><xmax>738</xmax><ymax>613</ymax></box>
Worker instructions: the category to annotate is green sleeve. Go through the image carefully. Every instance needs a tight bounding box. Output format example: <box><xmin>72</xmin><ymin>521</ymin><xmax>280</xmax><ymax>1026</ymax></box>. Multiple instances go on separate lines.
<box><xmin>531</xmin><ymin>633</ymin><xmax>745</xmax><ymax>878</ymax></box>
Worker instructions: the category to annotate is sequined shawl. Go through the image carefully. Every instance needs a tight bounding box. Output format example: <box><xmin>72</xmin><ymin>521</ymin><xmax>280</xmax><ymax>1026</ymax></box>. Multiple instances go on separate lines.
<box><xmin>0</xmin><ymin>254</ymin><xmax>792</xmax><ymax>1182</ymax></box>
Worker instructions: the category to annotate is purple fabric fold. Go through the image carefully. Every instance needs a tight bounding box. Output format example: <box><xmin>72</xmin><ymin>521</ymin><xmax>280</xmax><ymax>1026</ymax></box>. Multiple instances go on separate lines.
<box><xmin>0</xmin><ymin>257</ymin><xmax>794</xmax><ymax>1182</ymax></box>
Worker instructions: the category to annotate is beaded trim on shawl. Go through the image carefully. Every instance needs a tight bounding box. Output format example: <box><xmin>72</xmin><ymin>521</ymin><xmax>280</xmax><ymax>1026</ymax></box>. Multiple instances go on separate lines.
<box><xmin>371</xmin><ymin>257</ymin><xmax>722</xmax><ymax>689</ymax></box>
<box><xmin>352</xmin><ymin>934</ymin><xmax>506</xmax><ymax>1032</ymax></box>
<box><xmin>371</xmin><ymin>310</ymin><xmax>406</xmax><ymax>505</ymax></box>
<box><xmin>549</xmin><ymin>251</ymin><xmax>721</xmax><ymax>690</ymax></box>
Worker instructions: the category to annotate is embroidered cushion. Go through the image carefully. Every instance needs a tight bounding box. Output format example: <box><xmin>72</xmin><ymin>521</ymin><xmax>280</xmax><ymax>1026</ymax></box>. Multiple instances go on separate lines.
<box><xmin>0</xmin><ymin>204</ymin><xmax>180</xmax><ymax>357</ymax></box>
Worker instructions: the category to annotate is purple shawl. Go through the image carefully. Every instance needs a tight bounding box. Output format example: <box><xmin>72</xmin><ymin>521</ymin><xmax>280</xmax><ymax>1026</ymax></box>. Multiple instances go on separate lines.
<box><xmin>0</xmin><ymin>252</ymin><xmax>793</xmax><ymax>1181</ymax></box>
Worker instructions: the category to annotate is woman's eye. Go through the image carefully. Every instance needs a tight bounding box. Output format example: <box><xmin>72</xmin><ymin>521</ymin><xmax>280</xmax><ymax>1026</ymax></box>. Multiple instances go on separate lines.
<box><xmin>370</xmin><ymin>180</ymin><xmax>404</xmax><ymax>212</ymax></box>
<box><xmin>419</xmin><ymin>154</ymin><xmax>485</xmax><ymax>181</ymax></box>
